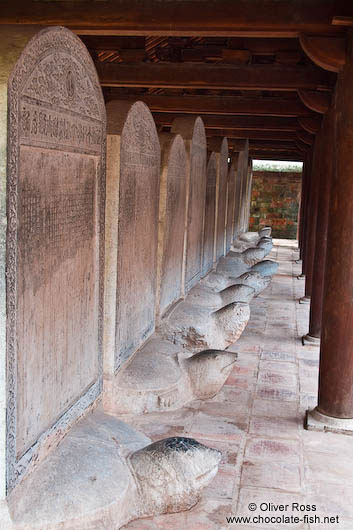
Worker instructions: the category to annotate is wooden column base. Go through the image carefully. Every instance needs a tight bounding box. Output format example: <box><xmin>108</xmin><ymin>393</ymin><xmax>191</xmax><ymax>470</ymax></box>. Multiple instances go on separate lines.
<box><xmin>299</xmin><ymin>296</ymin><xmax>311</xmax><ymax>304</ymax></box>
<box><xmin>302</xmin><ymin>334</ymin><xmax>320</xmax><ymax>346</ymax></box>
<box><xmin>305</xmin><ymin>408</ymin><xmax>353</xmax><ymax>435</ymax></box>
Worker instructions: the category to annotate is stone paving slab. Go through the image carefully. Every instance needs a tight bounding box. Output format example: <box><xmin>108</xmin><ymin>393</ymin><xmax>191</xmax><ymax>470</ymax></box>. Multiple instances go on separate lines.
<box><xmin>123</xmin><ymin>241</ymin><xmax>353</xmax><ymax>529</ymax></box>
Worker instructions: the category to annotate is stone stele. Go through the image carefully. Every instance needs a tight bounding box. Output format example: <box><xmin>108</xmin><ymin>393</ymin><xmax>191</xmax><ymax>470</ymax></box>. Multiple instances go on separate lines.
<box><xmin>157</xmin><ymin>133</ymin><xmax>187</xmax><ymax>318</ymax></box>
<box><xmin>105</xmin><ymin>100</ymin><xmax>160</xmax><ymax>371</ymax></box>
<box><xmin>225</xmin><ymin>161</ymin><xmax>237</xmax><ymax>254</ymax></box>
<box><xmin>6</xmin><ymin>26</ymin><xmax>106</xmax><ymax>491</ymax></box>
<box><xmin>233</xmin><ymin>143</ymin><xmax>249</xmax><ymax>237</ymax></box>
<box><xmin>202</xmin><ymin>152</ymin><xmax>217</xmax><ymax>276</ymax></box>
<box><xmin>172</xmin><ymin>116</ymin><xmax>207</xmax><ymax>292</ymax></box>
<box><xmin>214</xmin><ymin>138</ymin><xmax>229</xmax><ymax>262</ymax></box>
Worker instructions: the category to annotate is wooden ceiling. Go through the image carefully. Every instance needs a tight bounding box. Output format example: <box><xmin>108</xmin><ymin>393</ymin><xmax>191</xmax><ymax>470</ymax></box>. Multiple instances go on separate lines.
<box><xmin>3</xmin><ymin>0</ymin><xmax>352</xmax><ymax>161</ymax></box>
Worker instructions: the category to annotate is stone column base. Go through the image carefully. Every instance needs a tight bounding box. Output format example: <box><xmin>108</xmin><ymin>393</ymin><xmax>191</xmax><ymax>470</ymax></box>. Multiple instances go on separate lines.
<box><xmin>305</xmin><ymin>407</ymin><xmax>353</xmax><ymax>435</ymax></box>
<box><xmin>299</xmin><ymin>296</ymin><xmax>311</xmax><ymax>304</ymax></box>
<box><xmin>297</xmin><ymin>274</ymin><xmax>305</xmax><ymax>280</ymax></box>
<box><xmin>302</xmin><ymin>334</ymin><xmax>320</xmax><ymax>346</ymax></box>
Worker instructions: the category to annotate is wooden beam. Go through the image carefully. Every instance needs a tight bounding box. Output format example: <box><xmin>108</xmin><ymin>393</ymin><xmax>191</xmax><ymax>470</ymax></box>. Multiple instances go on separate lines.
<box><xmin>2</xmin><ymin>1</ymin><xmax>350</xmax><ymax>37</ymax></box>
<box><xmin>299</xmin><ymin>34</ymin><xmax>346</xmax><ymax>72</ymax></box>
<box><xmin>206</xmin><ymin>129</ymin><xmax>297</xmax><ymax>141</ymax></box>
<box><xmin>97</xmin><ymin>62</ymin><xmax>334</xmax><ymax>91</ymax></box>
<box><xmin>153</xmin><ymin>113</ymin><xmax>300</xmax><ymax>131</ymax></box>
<box><xmin>105</xmin><ymin>93</ymin><xmax>314</xmax><ymax>117</ymax></box>
<box><xmin>298</xmin><ymin>89</ymin><xmax>331</xmax><ymax>114</ymax></box>
<box><xmin>298</xmin><ymin>116</ymin><xmax>322</xmax><ymax>134</ymax></box>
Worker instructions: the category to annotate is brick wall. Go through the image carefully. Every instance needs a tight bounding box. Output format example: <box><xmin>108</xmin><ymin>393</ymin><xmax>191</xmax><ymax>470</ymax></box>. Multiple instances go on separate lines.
<box><xmin>249</xmin><ymin>171</ymin><xmax>302</xmax><ymax>239</ymax></box>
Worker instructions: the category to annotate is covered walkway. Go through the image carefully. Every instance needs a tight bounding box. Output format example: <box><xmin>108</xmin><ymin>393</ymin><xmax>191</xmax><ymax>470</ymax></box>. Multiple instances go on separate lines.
<box><xmin>124</xmin><ymin>240</ymin><xmax>353</xmax><ymax>530</ymax></box>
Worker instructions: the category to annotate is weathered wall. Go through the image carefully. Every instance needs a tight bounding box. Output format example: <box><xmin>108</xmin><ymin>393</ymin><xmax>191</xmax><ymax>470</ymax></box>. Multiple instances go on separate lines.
<box><xmin>105</xmin><ymin>100</ymin><xmax>160</xmax><ymax>371</ymax></box>
<box><xmin>202</xmin><ymin>152</ymin><xmax>217</xmax><ymax>276</ymax></box>
<box><xmin>249</xmin><ymin>170</ymin><xmax>302</xmax><ymax>239</ymax></box>
<box><xmin>6</xmin><ymin>27</ymin><xmax>106</xmax><ymax>491</ymax></box>
<box><xmin>172</xmin><ymin>117</ymin><xmax>207</xmax><ymax>292</ymax></box>
<box><xmin>157</xmin><ymin>133</ymin><xmax>187</xmax><ymax>317</ymax></box>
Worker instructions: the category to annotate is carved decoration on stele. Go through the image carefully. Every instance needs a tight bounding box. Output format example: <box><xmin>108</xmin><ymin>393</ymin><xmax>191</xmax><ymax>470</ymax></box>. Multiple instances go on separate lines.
<box><xmin>6</xmin><ymin>26</ymin><xmax>106</xmax><ymax>491</ymax></box>
<box><xmin>157</xmin><ymin>133</ymin><xmax>187</xmax><ymax>318</ymax></box>
<box><xmin>225</xmin><ymin>161</ymin><xmax>237</xmax><ymax>254</ymax></box>
<box><xmin>202</xmin><ymin>152</ymin><xmax>217</xmax><ymax>277</ymax></box>
<box><xmin>105</xmin><ymin>100</ymin><xmax>160</xmax><ymax>371</ymax></box>
<box><xmin>171</xmin><ymin>116</ymin><xmax>207</xmax><ymax>293</ymax></box>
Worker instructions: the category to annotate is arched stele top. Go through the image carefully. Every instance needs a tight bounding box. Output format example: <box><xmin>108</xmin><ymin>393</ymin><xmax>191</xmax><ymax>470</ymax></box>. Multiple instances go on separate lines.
<box><xmin>171</xmin><ymin>116</ymin><xmax>207</xmax><ymax>291</ymax></box>
<box><xmin>6</xmin><ymin>26</ymin><xmax>106</xmax><ymax>491</ymax></box>
<box><xmin>157</xmin><ymin>133</ymin><xmax>187</xmax><ymax>317</ymax></box>
<box><xmin>107</xmin><ymin>100</ymin><xmax>154</xmax><ymax>137</ymax></box>
<box><xmin>105</xmin><ymin>99</ymin><xmax>161</xmax><ymax>370</ymax></box>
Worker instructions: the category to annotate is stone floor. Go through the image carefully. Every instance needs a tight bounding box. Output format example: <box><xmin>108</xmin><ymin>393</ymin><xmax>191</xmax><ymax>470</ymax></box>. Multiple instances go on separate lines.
<box><xmin>123</xmin><ymin>240</ymin><xmax>353</xmax><ymax>530</ymax></box>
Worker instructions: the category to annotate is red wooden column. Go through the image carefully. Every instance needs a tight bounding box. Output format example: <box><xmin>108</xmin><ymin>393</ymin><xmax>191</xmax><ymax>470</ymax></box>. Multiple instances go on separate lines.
<box><xmin>298</xmin><ymin>141</ymin><xmax>320</xmax><ymax>299</ymax></box>
<box><xmin>302</xmin><ymin>109</ymin><xmax>334</xmax><ymax>345</ymax></box>
<box><xmin>306</xmin><ymin>57</ymin><xmax>353</xmax><ymax>432</ymax></box>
